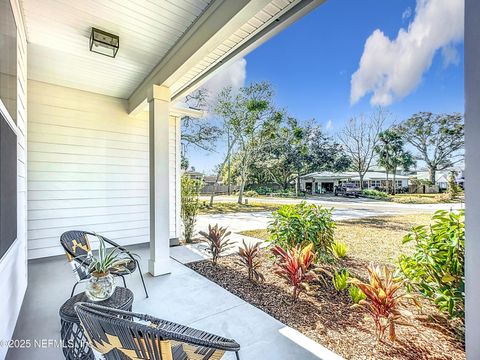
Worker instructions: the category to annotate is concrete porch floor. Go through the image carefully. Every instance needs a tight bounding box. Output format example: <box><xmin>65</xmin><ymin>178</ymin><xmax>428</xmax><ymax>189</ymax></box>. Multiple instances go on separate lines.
<box><xmin>6</xmin><ymin>244</ymin><xmax>343</xmax><ymax>360</ymax></box>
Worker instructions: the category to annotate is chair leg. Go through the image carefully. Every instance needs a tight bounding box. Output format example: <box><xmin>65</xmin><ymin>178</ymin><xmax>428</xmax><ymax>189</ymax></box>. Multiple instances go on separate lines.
<box><xmin>120</xmin><ymin>275</ymin><xmax>127</xmax><ymax>288</ymax></box>
<box><xmin>136</xmin><ymin>260</ymin><xmax>149</xmax><ymax>298</ymax></box>
<box><xmin>70</xmin><ymin>281</ymin><xmax>80</xmax><ymax>298</ymax></box>
<box><xmin>235</xmin><ymin>351</ymin><xmax>240</xmax><ymax>360</ymax></box>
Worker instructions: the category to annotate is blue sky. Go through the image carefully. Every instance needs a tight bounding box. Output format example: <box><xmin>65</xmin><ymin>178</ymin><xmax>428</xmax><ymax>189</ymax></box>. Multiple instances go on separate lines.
<box><xmin>187</xmin><ymin>0</ymin><xmax>464</xmax><ymax>173</ymax></box>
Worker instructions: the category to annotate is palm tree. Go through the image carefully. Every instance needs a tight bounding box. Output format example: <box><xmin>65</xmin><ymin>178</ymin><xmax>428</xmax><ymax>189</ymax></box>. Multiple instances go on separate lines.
<box><xmin>375</xmin><ymin>129</ymin><xmax>415</xmax><ymax>194</ymax></box>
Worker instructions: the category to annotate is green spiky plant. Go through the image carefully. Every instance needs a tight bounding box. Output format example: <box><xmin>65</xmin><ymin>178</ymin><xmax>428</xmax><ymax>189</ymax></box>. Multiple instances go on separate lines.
<box><xmin>332</xmin><ymin>241</ymin><xmax>348</xmax><ymax>258</ymax></box>
<box><xmin>332</xmin><ymin>269</ymin><xmax>349</xmax><ymax>291</ymax></box>
<box><xmin>348</xmin><ymin>285</ymin><xmax>366</xmax><ymax>304</ymax></box>
<box><xmin>84</xmin><ymin>236</ymin><xmax>133</xmax><ymax>276</ymax></box>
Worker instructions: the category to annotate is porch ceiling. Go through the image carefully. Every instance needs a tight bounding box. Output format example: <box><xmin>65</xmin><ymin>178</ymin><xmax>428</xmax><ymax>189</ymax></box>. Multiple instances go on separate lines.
<box><xmin>22</xmin><ymin>0</ymin><xmax>214</xmax><ymax>99</ymax></box>
<box><xmin>21</xmin><ymin>0</ymin><xmax>325</xmax><ymax>104</ymax></box>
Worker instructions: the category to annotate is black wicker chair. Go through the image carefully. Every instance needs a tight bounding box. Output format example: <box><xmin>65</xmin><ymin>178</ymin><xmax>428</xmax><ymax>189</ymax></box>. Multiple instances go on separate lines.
<box><xmin>60</xmin><ymin>230</ymin><xmax>148</xmax><ymax>298</ymax></box>
<box><xmin>75</xmin><ymin>302</ymin><xmax>241</xmax><ymax>360</ymax></box>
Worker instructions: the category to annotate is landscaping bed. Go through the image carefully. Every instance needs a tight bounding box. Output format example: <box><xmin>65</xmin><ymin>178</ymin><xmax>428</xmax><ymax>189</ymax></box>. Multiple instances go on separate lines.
<box><xmin>188</xmin><ymin>213</ymin><xmax>465</xmax><ymax>360</ymax></box>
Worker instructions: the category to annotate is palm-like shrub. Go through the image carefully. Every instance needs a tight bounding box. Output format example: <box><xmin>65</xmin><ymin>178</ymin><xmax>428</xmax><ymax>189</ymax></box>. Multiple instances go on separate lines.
<box><xmin>271</xmin><ymin>243</ymin><xmax>316</xmax><ymax>301</ymax></box>
<box><xmin>332</xmin><ymin>241</ymin><xmax>348</xmax><ymax>258</ymax></box>
<box><xmin>199</xmin><ymin>224</ymin><xmax>234</xmax><ymax>265</ymax></box>
<box><xmin>237</xmin><ymin>240</ymin><xmax>264</xmax><ymax>282</ymax></box>
<box><xmin>398</xmin><ymin>209</ymin><xmax>464</xmax><ymax>319</ymax></box>
<box><xmin>181</xmin><ymin>176</ymin><xmax>201</xmax><ymax>243</ymax></box>
<box><xmin>332</xmin><ymin>269</ymin><xmax>349</xmax><ymax>291</ymax></box>
<box><xmin>348</xmin><ymin>285</ymin><xmax>366</xmax><ymax>304</ymax></box>
<box><xmin>349</xmin><ymin>265</ymin><xmax>417</xmax><ymax>342</ymax></box>
<box><xmin>268</xmin><ymin>202</ymin><xmax>335</xmax><ymax>255</ymax></box>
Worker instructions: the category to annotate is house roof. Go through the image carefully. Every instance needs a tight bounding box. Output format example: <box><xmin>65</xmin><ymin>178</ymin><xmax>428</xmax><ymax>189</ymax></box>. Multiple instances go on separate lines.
<box><xmin>301</xmin><ymin>171</ymin><xmax>410</xmax><ymax>181</ymax></box>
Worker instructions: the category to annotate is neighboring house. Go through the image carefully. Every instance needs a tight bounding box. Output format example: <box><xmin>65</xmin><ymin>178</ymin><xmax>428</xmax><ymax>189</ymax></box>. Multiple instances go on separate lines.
<box><xmin>415</xmin><ymin>168</ymin><xmax>465</xmax><ymax>190</ymax></box>
<box><xmin>183</xmin><ymin>170</ymin><xmax>204</xmax><ymax>182</ymax></box>
<box><xmin>300</xmin><ymin>171</ymin><xmax>410</xmax><ymax>194</ymax></box>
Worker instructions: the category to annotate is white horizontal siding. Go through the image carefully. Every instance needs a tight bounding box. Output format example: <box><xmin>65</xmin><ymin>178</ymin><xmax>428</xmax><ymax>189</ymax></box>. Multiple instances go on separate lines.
<box><xmin>27</xmin><ymin>80</ymin><xmax>153</xmax><ymax>258</ymax></box>
<box><xmin>27</xmin><ymin>80</ymin><xmax>180</xmax><ymax>258</ymax></box>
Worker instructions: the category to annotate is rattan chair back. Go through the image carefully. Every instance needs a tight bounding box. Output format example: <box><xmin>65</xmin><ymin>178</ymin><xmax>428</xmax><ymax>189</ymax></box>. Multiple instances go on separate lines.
<box><xmin>60</xmin><ymin>230</ymin><xmax>96</xmax><ymax>281</ymax></box>
<box><xmin>75</xmin><ymin>302</ymin><xmax>240</xmax><ymax>360</ymax></box>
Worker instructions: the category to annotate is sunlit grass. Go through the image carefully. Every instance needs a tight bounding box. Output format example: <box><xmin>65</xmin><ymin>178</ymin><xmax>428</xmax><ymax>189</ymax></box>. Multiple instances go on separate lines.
<box><xmin>238</xmin><ymin>213</ymin><xmax>434</xmax><ymax>265</ymax></box>
<box><xmin>198</xmin><ymin>202</ymin><xmax>283</xmax><ymax>215</ymax></box>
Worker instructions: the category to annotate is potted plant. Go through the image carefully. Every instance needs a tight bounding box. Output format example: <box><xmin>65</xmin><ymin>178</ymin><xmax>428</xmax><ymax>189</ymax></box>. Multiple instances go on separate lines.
<box><xmin>81</xmin><ymin>236</ymin><xmax>133</xmax><ymax>301</ymax></box>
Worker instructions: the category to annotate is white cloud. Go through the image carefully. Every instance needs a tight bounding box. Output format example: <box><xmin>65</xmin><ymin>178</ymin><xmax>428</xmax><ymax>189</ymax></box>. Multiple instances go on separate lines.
<box><xmin>350</xmin><ymin>0</ymin><xmax>464</xmax><ymax>106</ymax></box>
<box><xmin>441</xmin><ymin>45</ymin><xmax>460</xmax><ymax>68</ymax></box>
<box><xmin>201</xmin><ymin>58</ymin><xmax>247</xmax><ymax>99</ymax></box>
<box><xmin>402</xmin><ymin>7</ymin><xmax>412</xmax><ymax>22</ymax></box>
<box><xmin>326</xmin><ymin>119</ymin><xmax>333</xmax><ymax>130</ymax></box>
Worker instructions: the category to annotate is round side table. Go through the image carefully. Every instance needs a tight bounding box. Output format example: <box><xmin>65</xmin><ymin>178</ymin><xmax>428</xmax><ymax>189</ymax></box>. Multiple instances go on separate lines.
<box><xmin>59</xmin><ymin>287</ymin><xmax>134</xmax><ymax>360</ymax></box>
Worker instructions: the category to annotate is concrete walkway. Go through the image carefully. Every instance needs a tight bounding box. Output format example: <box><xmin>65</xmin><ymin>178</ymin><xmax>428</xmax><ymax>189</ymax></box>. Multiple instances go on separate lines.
<box><xmin>7</xmin><ymin>244</ymin><xmax>343</xmax><ymax>360</ymax></box>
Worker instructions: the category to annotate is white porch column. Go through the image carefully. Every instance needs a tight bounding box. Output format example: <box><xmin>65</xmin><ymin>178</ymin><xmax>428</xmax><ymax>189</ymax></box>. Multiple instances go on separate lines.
<box><xmin>148</xmin><ymin>85</ymin><xmax>172</xmax><ymax>276</ymax></box>
<box><xmin>465</xmin><ymin>0</ymin><xmax>479</xmax><ymax>358</ymax></box>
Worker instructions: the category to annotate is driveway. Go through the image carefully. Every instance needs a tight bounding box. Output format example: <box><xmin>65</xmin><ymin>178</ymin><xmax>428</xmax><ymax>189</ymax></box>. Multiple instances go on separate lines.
<box><xmin>197</xmin><ymin>195</ymin><xmax>463</xmax><ymax>234</ymax></box>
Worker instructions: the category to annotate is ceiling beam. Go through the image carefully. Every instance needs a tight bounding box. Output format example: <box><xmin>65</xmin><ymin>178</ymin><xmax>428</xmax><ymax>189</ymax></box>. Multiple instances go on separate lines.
<box><xmin>128</xmin><ymin>0</ymin><xmax>271</xmax><ymax>114</ymax></box>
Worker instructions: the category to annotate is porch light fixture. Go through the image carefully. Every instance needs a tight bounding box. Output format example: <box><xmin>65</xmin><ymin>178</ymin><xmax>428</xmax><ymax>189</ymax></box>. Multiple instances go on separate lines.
<box><xmin>89</xmin><ymin>27</ymin><xmax>119</xmax><ymax>58</ymax></box>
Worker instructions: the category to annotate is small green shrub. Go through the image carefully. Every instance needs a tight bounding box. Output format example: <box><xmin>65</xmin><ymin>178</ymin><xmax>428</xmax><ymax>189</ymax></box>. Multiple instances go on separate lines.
<box><xmin>348</xmin><ymin>285</ymin><xmax>366</xmax><ymax>304</ymax></box>
<box><xmin>268</xmin><ymin>202</ymin><xmax>335</xmax><ymax>255</ymax></box>
<box><xmin>332</xmin><ymin>269</ymin><xmax>349</xmax><ymax>291</ymax></box>
<box><xmin>244</xmin><ymin>190</ymin><xmax>259</xmax><ymax>198</ymax></box>
<box><xmin>398</xmin><ymin>210</ymin><xmax>464</xmax><ymax>319</ymax></box>
<box><xmin>332</xmin><ymin>241</ymin><xmax>348</xmax><ymax>258</ymax></box>
<box><xmin>181</xmin><ymin>176</ymin><xmax>201</xmax><ymax>243</ymax></box>
<box><xmin>361</xmin><ymin>189</ymin><xmax>390</xmax><ymax>199</ymax></box>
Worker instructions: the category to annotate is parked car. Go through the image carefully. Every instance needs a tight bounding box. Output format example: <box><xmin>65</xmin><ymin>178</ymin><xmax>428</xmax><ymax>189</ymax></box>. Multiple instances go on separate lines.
<box><xmin>334</xmin><ymin>183</ymin><xmax>360</xmax><ymax>198</ymax></box>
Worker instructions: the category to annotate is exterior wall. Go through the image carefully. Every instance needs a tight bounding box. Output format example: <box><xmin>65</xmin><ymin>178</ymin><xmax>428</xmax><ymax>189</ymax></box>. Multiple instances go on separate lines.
<box><xmin>0</xmin><ymin>0</ymin><xmax>28</xmax><ymax>358</ymax></box>
<box><xmin>27</xmin><ymin>81</ymin><xmax>179</xmax><ymax>258</ymax></box>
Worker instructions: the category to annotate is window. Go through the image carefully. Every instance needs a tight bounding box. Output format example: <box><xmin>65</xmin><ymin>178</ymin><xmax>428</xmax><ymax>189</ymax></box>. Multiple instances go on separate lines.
<box><xmin>0</xmin><ymin>112</ymin><xmax>17</xmax><ymax>259</ymax></box>
<box><xmin>0</xmin><ymin>0</ymin><xmax>17</xmax><ymax>260</ymax></box>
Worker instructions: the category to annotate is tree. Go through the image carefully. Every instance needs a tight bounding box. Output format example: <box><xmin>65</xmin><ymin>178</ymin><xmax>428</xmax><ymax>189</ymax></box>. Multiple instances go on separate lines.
<box><xmin>306</xmin><ymin>123</ymin><xmax>351</xmax><ymax>174</ymax></box>
<box><xmin>447</xmin><ymin>170</ymin><xmax>460</xmax><ymax>200</ymax></box>
<box><xmin>375</xmin><ymin>129</ymin><xmax>415</xmax><ymax>194</ymax></box>
<box><xmin>397</xmin><ymin>112</ymin><xmax>464</xmax><ymax>184</ymax></box>
<box><xmin>253</xmin><ymin>117</ymin><xmax>308</xmax><ymax>191</ymax></box>
<box><xmin>244</xmin><ymin>119</ymin><xmax>351</xmax><ymax>193</ymax></box>
<box><xmin>181</xmin><ymin>88</ymin><xmax>221</xmax><ymax>155</ymax></box>
<box><xmin>215</xmin><ymin>82</ymin><xmax>279</xmax><ymax>204</ymax></box>
<box><xmin>338</xmin><ymin>108</ymin><xmax>387</xmax><ymax>189</ymax></box>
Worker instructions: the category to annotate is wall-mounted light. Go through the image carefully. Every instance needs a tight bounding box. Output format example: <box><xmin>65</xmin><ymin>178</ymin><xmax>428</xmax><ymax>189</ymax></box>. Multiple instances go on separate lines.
<box><xmin>89</xmin><ymin>27</ymin><xmax>119</xmax><ymax>58</ymax></box>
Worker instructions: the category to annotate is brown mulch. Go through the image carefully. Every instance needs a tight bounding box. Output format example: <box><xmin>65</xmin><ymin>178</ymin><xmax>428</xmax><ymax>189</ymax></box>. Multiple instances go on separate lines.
<box><xmin>187</xmin><ymin>253</ymin><xmax>465</xmax><ymax>360</ymax></box>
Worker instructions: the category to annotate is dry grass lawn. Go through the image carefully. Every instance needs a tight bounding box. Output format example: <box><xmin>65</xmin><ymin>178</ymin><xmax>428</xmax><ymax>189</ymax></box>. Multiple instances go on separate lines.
<box><xmin>239</xmin><ymin>213</ymin><xmax>434</xmax><ymax>265</ymax></box>
<box><xmin>390</xmin><ymin>193</ymin><xmax>464</xmax><ymax>204</ymax></box>
<box><xmin>198</xmin><ymin>202</ymin><xmax>282</xmax><ymax>215</ymax></box>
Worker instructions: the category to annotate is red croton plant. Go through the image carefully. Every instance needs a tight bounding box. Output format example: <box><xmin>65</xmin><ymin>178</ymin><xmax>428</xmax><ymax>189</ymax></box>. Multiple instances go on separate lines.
<box><xmin>349</xmin><ymin>264</ymin><xmax>420</xmax><ymax>342</ymax></box>
<box><xmin>271</xmin><ymin>243</ymin><xmax>316</xmax><ymax>302</ymax></box>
